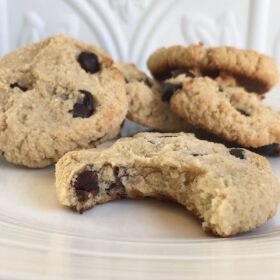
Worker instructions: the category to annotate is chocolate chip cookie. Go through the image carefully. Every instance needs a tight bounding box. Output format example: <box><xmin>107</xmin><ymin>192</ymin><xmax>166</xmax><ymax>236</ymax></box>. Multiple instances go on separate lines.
<box><xmin>147</xmin><ymin>44</ymin><xmax>279</xmax><ymax>94</ymax></box>
<box><xmin>0</xmin><ymin>35</ymin><xmax>127</xmax><ymax>167</ymax></box>
<box><xmin>115</xmin><ymin>62</ymin><xmax>191</xmax><ymax>132</ymax></box>
<box><xmin>168</xmin><ymin>76</ymin><xmax>280</xmax><ymax>154</ymax></box>
<box><xmin>55</xmin><ymin>132</ymin><xmax>280</xmax><ymax>237</ymax></box>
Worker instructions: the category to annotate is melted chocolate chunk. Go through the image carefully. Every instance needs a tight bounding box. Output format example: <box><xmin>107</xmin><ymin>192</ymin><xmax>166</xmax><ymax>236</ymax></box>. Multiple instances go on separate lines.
<box><xmin>106</xmin><ymin>166</ymin><xmax>127</xmax><ymax>197</ymax></box>
<box><xmin>71</xmin><ymin>90</ymin><xmax>95</xmax><ymax>118</ymax></box>
<box><xmin>106</xmin><ymin>181</ymin><xmax>125</xmax><ymax>197</ymax></box>
<box><xmin>10</xmin><ymin>82</ymin><xmax>28</xmax><ymax>92</ymax></box>
<box><xmin>236</xmin><ymin>108</ymin><xmax>250</xmax><ymax>117</ymax></box>
<box><xmin>229</xmin><ymin>148</ymin><xmax>245</xmax><ymax>159</ymax></box>
<box><xmin>73</xmin><ymin>170</ymin><xmax>99</xmax><ymax>202</ymax></box>
<box><xmin>250</xmin><ymin>143</ymin><xmax>279</xmax><ymax>156</ymax></box>
<box><xmin>161</xmin><ymin>83</ymin><xmax>182</xmax><ymax>102</ymax></box>
<box><xmin>78</xmin><ymin>52</ymin><xmax>100</xmax><ymax>74</ymax></box>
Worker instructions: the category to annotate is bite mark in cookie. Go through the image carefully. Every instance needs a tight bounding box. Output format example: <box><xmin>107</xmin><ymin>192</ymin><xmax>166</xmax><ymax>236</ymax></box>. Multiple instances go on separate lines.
<box><xmin>56</xmin><ymin>132</ymin><xmax>280</xmax><ymax>237</ymax></box>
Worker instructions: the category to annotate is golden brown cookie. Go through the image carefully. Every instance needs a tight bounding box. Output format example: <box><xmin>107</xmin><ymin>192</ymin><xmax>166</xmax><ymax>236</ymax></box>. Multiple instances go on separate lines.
<box><xmin>0</xmin><ymin>35</ymin><xmax>127</xmax><ymax>167</ymax></box>
<box><xmin>115</xmin><ymin>62</ymin><xmax>191</xmax><ymax>132</ymax></box>
<box><xmin>56</xmin><ymin>132</ymin><xmax>280</xmax><ymax>237</ymax></box>
<box><xmin>168</xmin><ymin>76</ymin><xmax>280</xmax><ymax>154</ymax></box>
<box><xmin>147</xmin><ymin>44</ymin><xmax>279</xmax><ymax>94</ymax></box>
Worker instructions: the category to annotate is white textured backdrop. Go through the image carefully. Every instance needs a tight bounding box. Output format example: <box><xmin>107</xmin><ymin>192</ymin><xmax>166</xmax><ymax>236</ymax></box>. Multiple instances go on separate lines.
<box><xmin>0</xmin><ymin>0</ymin><xmax>279</xmax><ymax>70</ymax></box>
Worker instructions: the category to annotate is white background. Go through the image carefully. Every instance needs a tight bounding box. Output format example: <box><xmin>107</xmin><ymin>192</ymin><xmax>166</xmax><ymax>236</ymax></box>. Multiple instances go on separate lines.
<box><xmin>1</xmin><ymin>0</ymin><xmax>279</xmax><ymax>71</ymax></box>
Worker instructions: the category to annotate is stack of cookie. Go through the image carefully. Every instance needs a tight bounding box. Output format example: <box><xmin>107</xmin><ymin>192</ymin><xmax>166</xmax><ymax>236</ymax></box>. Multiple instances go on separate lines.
<box><xmin>1</xmin><ymin>35</ymin><xmax>280</xmax><ymax>237</ymax></box>
<box><xmin>1</xmin><ymin>36</ymin><xmax>279</xmax><ymax>167</ymax></box>
<box><xmin>117</xmin><ymin>44</ymin><xmax>280</xmax><ymax>155</ymax></box>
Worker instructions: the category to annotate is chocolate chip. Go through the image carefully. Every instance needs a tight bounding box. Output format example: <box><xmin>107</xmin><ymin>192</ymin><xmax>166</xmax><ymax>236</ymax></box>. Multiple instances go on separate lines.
<box><xmin>192</xmin><ymin>153</ymin><xmax>204</xmax><ymax>157</ymax></box>
<box><xmin>10</xmin><ymin>82</ymin><xmax>28</xmax><ymax>92</ymax></box>
<box><xmin>229</xmin><ymin>148</ymin><xmax>245</xmax><ymax>159</ymax></box>
<box><xmin>250</xmin><ymin>143</ymin><xmax>278</xmax><ymax>156</ymax></box>
<box><xmin>106</xmin><ymin>181</ymin><xmax>125</xmax><ymax>197</ymax></box>
<box><xmin>78</xmin><ymin>52</ymin><xmax>100</xmax><ymax>74</ymax></box>
<box><xmin>71</xmin><ymin>90</ymin><xmax>95</xmax><ymax>118</ymax></box>
<box><xmin>72</xmin><ymin>170</ymin><xmax>99</xmax><ymax>202</ymax></box>
<box><xmin>161</xmin><ymin>83</ymin><xmax>182</xmax><ymax>102</ymax></box>
<box><xmin>75</xmin><ymin>190</ymin><xmax>91</xmax><ymax>204</ymax></box>
<box><xmin>106</xmin><ymin>166</ymin><xmax>126</xmax><ymax>197</ymax></box>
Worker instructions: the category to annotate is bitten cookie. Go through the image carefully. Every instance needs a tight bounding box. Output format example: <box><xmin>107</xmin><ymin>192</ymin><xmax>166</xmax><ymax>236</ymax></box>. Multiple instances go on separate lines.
<box><xmin>0</xmin><ymin>35</ymin><xmax>127</xmax><ymax>168</ymax></box>
<box><xmin>55</xmin><ymin>132</ymin><xmax>280</xmax><ymax>237</ymax></box>
<box><xmin>115</xmin><ymin>62</ymin><xmax>191</xmax><ymax>132</ymax></box>
<box><xmin>169</xmin><ymin>77</ymin><xmax>280</xmax><ymax>154</ymax></box>
<box><xmin>147</xmin><ymin>44</ymin><xmax>279</xmax><ymax>94</ymax></box>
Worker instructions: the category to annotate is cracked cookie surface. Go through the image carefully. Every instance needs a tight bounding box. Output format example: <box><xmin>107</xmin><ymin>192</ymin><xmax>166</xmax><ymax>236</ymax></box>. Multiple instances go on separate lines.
<box><xmin>55</xmin><ymin>132</ymin><xmax>280</xmax><ymax>237</ymax></box>
<box><xmin>147</xmin><ymin>44</ymin><xmax>279</xmax><ymax>94</ymax></box>
<box><xmin>0</xmin><ymin>35</ymin><xmax>127</xmax><ymax>167</ymax></box>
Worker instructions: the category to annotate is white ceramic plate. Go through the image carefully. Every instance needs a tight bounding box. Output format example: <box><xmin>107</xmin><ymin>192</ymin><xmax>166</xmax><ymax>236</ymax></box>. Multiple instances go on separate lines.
<box><xmin>1</xmin><ymin>88</ymin><xmax>280</xmax><ymax>280</ymax></box>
